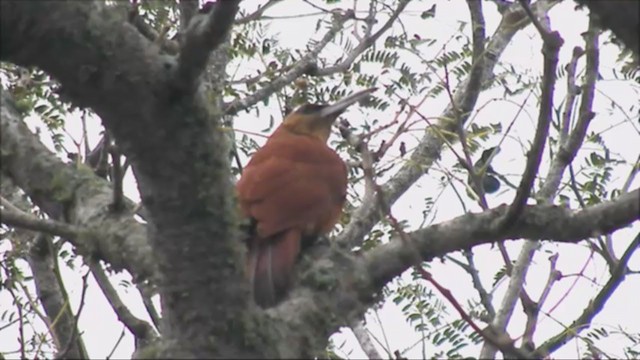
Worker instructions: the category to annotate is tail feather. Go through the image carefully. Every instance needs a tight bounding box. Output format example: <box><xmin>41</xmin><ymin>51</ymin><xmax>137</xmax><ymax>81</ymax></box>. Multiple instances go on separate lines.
<box><xmin>247</xmin><ymin>229</ymin><xmax>301</xmax><ymax>307</ymax></box>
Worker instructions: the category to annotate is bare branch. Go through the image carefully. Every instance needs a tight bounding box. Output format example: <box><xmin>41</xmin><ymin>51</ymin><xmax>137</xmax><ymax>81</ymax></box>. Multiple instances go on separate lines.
<box><xmin>1</xmin><ymin>178</ymin><xmax>89</xmax><ymax>358</ymax></box>
<box><xmin>463</xmin><ymin>250</ymin><xmax>496</xmax><ymax>320</ymax></box>
<box><xmin>315</xmin><ymin>0</ymin><xmax>410</xmax><ymax>76</ymax></box>
<box><xmin>416</xmin><ymin>267</ymin><xmax>532</xmax><ymax>358</ymax></box>
<box><xmin>137</xmin><ymin>283</ymin><xmax>162</xmax><ymax>334</ymax></box>
<box><xmin>88</xmin><ymin>258</ymin><xmax>158</xmax><ymax>345</ymax></box>
<box><xmin>235</xmin><ymin>0</ymin><xmax>280</xmax><ymax>25</ymax></box>
<box><xmin>270</xmin><ymin>189</ymin><xmax>637</xmax><ymax>358</ymax></box>
<box><xmin>224</xmin><ymin>11</ymin><xmax>353</xmax><ymax>115</ymax></box>
<box><xmin>336</xmin><ymin>0</ymin><xmax>560</xmax><ymax>250</ymax></box>
<box><xmin>175</xmin><ymin>0</ymin><xmax>240</xmax><ymax>90</ymax></box>
<box><xmin>55</xmin><ymin>271</ymin><xmax>89</xmax><ymax>360</ymax></box>
<box><xmin>364</xmin><ymin>188</ymin><xmax>640</xmax><ymax>296</ymax></box>
<box><xmin>521</xmin><ymin>253</ymin><xmax>560</xmax><ymax>348</ymax></box>
<box><xmin>537</xmin><ymin>16</ymin><xmax>599</xmax><ymax>202</ymax></box>
<box><xmin>559</xmin><ymin>46</ymin><xmax>585</xmax><ymax>145</ymax></box>
<box><xmin>536</xmin><ymin>231</ymin><xmax>640</xmax><ymax>356</ymax></box>
<box><xmin>1</xmin><ymin>91</ymin><xmax>157</xmax><ymax>284</ymax></box>
<box><xmin>107</xmin><ymin>328</ymin><xmax>126</xmax><ymax>359</ymax></box>
<box><xmin>109</xmin><ymin>145</ymin><xmax>125</xmax><ymax>213</ymax></box>
<box><xmin>481</xmin><ymin>18</ymin><xmax>600</xmax><ymax>358</ymax></box>
<box><xmin>499</xmin><ymin>28</ymin><xmax>564</xmax><ymax>228</ymax></box>
<box><xmin>351</xmin><ymin>320</ymin><xmax>383</xmax><ymax>360</ymax></box>
<box><xmin>1</xmin><ymin>202</ymin><xmax>83</xmax><ymax>241</ymax></box>
<box><xmin>128</xmin><ymin>5</ymin><xmax>179</xmax><ymax>55</ymax></box>
<box><xmin>227</xmin><ymin>1</ymin><xmax>407</xmax><ymax>91</ymax></box>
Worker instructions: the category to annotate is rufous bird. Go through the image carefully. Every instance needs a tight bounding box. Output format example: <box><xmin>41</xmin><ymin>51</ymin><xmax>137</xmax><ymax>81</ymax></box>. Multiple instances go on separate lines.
<box><xmin>236</xmin><ymin>88</ymin><xmax>376</xmax><ymax>307</ymax></box>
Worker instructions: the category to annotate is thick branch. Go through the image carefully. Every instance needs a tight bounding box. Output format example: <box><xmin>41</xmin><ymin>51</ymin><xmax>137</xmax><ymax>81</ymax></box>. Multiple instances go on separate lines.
<box><xmin>1</xmin><ymin>179</ymin><xmax>88</xmax><ymax>359</ymax></box>
<box><xmin>481</xmin><ymin>17</ymin><xmax>600</xmax><ymax>358</ymax></box>
<box><xmin>0</xmin><ymin>91</ymin><xmax>156</xmax><ymax>284</ymax></box>
<box><xmin>178</xmin><ymin>0</ymin><xmax>198</xmax><ymax>31</ymax></box>
<box><xmin>364</xmin><ymin>189</ymin><xmax>639</xmax><ymax>294</ymax></box>
<box><xmin>271</xmin><ymin>188</ymin><xmax>638</xmax><ymax>359</ymax></box>
<box><xmin>2</xmin><ymin>2</ymin><xmax>255</xmax><ymax>356</ymax></box>
<box><xmin>175</xmin><ymin>0</ymin><xmax>240</xmax><ymax>90</ymax></box>
<box><xmin>336</xmin><ymin>0</ymin><xmax>560</xmax><ymax>250</ymax></box>
<box><xmin>351</xmin><ymin>320</ymin><xmax>383</xmax><ymax>360</ymax></box>
<box><xmin>575</xmin><ymin>0</ymin><xmax>639</xmax><ymax>58</ymax></box>
<box><xmin>500</xmin><ymin>29</ymin><xmax>563</xmax><ymax>227</ymax></box>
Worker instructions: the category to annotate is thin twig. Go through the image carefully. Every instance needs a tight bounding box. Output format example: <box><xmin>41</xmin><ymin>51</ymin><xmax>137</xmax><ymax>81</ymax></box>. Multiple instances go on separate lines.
<box><xmin>2</xmin><ymin>265</ymin><xmax>26</xmax><ymax>359</ymax></box>
<box><xmin>559</xmin><ymin>46</ymin><xmax>585</xmax><ymax>145</ymax></box>
<box><xmin>521</xmin><ymin>253</ymin><xmax>560</xmax><ymax>348</ymax></box>
<box><xmin>236</xmin><ymin>0</ymin><xmax>280</xmax><ymax>25</ymax></box>
<box><xmin>55</xmin><ymin>271</ymin><xmax>90</xmax><ymax>359</ymax></box>
<box><xmin>536</xmin><ymin>232</ymin><xmax>640</xmax><ymax>356</ymax></box>
<box><xmin>106</xmin><ymin>327</ymin><xmax>126</xmax><ymax>359</ymax></box>
<box><xmin>88</xmin><ymin>258</ymin><xmax>157</xmax><ymax>344</ymax></box>
<box><xmin>315</xmin><ymin>0</ymin><xmax>410</xmax><ymax>76</ymax></box>
<box><xmin>348</xmin><ymin>135</ymin><xmax>534</xmax><ymax>358</ymax></box>
<box><xmin>464</xmin><ymin>250</ymin><xmax>496</xmax><ymax>320</ymax></box>
<box><xmin>224</xmin><ymin>10</ymin><xmax>352</xmax><ymax>115</ymax></box>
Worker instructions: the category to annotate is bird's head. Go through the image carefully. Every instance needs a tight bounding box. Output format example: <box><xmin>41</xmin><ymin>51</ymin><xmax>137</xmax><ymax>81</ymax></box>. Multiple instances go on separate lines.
<box><xmin>282</xmin><ymin>87</ymin><xmax>377</xmax><ymax>142</ymax></box>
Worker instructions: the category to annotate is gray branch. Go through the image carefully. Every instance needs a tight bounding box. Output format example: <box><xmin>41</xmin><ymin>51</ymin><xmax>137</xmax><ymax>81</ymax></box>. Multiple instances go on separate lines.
<box><xmin>178</xmin><ymin>0</ymin><xmax>198</xmax><ymax>31</ymax></box>
<box><xmin>480</xmin><ymin>15</ymin><xmax>600</xmax><ymax>358</ymax></box>
<box><xmin>363</xmin><ymin>189</ymin><xmax>640</xmax><ymax>293</ymax></box>
<box><xmin>224</xmin><ymin>11</ymin><xmax>351</xmax><ymax>115</ymax></box>
<box><xmin>175</xmin><ymin>0</ymin><xmax>240</xmax><ymax>90</ymax></box>
<box><xmin>235</xmin><ymin>0</ymin><xmax>280</xmax><ymax>25</ymax></box>
<box><xmin>336</xmin><ymin>0</ymin><xmax>561</xmax><ymax>250</ymax></box>
<box><xmin>575</xmin><ymin>0</ymin><xmax>639</xmax><ymax>59</ymax></box>
<box><xmin>536</xmin><ymin>231</ymin><xmax>640</xmax><ymax>356</ymax></box>
<box><xmin>314</xmin><ymin>0</ymin><xmax>410</xmax><ymax>76</ymax></box>
<box><xmin>272</xmin><ymin>188</ymin><xmax>639</xmax><ymax>358</ymax></box>
<box><xmin>0</xmin><ymin>91</ymin><xmax>157</xmax><ymax>284</ymax></box>
<box><xmin>1</xmin><ymin>2</ymin><xmax>252</xmax><ymax>356</ymax></box>
<box><xmin>1</xmin><ymin>179</ymin><xmax>88</xmax><ymax>359</ymax></box>
<box><xmin>88</xmin><ymin>259</ymin><xmax>158</xmax><ymax>346</ymax></box>
<box><xmin>500</xmin><ymin>27</ymin><xmax>563</xmax><ymax>227</ymax></box>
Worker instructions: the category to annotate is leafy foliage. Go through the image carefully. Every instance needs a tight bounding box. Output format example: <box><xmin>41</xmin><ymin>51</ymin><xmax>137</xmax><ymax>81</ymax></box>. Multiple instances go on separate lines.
<box><xmin>1</xmin><ymin>1</ymin><xmax>639</xmax><ymax>359</ymax></box>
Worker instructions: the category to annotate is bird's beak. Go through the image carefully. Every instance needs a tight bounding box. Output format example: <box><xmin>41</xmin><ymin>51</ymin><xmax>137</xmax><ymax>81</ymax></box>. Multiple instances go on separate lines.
<box><xmin>319</xmin><ymin>87</ymin><xmax>377</xmax><ymax>118</ymax></box>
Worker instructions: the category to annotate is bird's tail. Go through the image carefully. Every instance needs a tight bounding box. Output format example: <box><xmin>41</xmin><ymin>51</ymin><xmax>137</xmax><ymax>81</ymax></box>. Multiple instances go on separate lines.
<box><xmin>246</xmin><ymin>229</ymin><xmax>301</xmax><ymax>307</ymax></box>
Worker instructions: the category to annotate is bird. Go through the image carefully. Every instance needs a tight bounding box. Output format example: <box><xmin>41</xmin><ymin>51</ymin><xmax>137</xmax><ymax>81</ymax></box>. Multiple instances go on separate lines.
<box><xmin>236</xmin><ymin>88</ymin><xmax>376</xmax><ymax>307</ymax></box>
<box><xmin>467</xmin><ymin>146</ymin><xmax>501</xmax><ymax>197</ymax></box>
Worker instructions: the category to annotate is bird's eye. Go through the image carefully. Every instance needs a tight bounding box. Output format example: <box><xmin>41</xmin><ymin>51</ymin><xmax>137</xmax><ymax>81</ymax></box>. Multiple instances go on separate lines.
<box><xmin>296</xmin><ymin>104</ymin><xmax>326</xmax><ymax>114</ymax></box>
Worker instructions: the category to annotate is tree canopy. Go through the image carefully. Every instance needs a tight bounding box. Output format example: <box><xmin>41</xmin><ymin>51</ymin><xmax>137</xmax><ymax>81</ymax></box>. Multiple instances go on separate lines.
<box><xmin>1</xmin><ymin>1</ymin><xmax>639</xmax><ymax>359</ymax></box>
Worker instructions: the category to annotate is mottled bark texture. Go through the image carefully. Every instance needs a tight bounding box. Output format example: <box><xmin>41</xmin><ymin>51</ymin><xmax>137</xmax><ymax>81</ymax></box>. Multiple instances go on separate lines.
<box><xmin>1</xmin><ymin>1</ymin><xmax>639</xmax><ymax>358</ymax></box>
<box><xmin>1</xmin><ymin>1</ymin><xmax>256</xmax><ymax>358</ymax></box>
<box><xmin>576</xmin><ymin>0</ymin><xmax>639</xmax><ymax>58</ymax></box>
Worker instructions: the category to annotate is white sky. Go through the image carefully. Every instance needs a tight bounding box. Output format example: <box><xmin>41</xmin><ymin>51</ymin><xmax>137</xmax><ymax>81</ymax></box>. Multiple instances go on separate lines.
<box><xmin>1</xmin><ymin>1</ymin><xmax>639</xmax><ymax>359</ymax></box>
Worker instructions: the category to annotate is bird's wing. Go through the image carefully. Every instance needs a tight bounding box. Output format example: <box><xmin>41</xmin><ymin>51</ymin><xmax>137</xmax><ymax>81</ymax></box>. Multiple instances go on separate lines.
<box><xmin>237</xmin><ymin>136</ymin><xmax>347</xmax><ymax>238</ymax></box>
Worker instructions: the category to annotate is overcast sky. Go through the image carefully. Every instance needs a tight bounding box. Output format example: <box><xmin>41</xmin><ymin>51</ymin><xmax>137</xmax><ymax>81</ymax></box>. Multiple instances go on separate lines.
<box><xmin>1</xmin><ymin>1</ymin><xmax>639</xmax><ymax>359</ymax></box>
